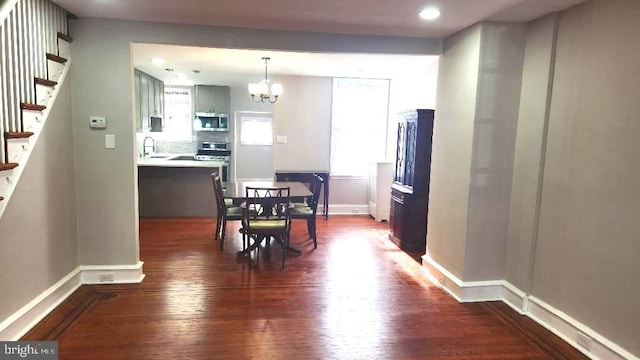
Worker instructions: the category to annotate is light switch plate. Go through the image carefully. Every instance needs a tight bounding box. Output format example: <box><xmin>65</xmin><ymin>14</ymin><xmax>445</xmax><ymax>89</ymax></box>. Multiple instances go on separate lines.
<box><xmin>276</xmin><ymin>135</ymin><xmax>287</xmax><ymax>144</ymax></box>
<box><xmin>90</xmin><ymin>116</ymin><xmax>106</xmax><ymax>129</ymax></box>
<box><xmin>105</xmin><ymin>134</ymin><xmax>115</xmax><ymax>149</ymax></box>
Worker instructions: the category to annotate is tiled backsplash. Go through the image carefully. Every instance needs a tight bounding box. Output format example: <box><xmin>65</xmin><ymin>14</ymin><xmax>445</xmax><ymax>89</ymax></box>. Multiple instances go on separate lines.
<box><xmin>136</xmin><ymin>131</ymin><xmax>230</xmax><ymax>156</ymax></box>
<box><xmin>155</xmin><ymin>141</ymin><xmax>197</xmax><ymax>154</ymax></box>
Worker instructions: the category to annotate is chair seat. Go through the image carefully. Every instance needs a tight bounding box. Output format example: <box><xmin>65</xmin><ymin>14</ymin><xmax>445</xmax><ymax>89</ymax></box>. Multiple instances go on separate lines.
<box><xmin>246</xmin><ymin>219</ymin><xmax>287</xmax><ymax>229</ymax></box>
<box><xmin>292</xmin><ymin>201</ymin><xmax>308</xmax><ymax>208</ymax></box>
<box><xmin>225</xmin><ymin>206</ymin><xmax>244</xmax><ymax>220</ymax></box>
<box><xmin>290</xmin><ymin>206</ymin><xmax>313</xmax><ymax>216</ymax></box>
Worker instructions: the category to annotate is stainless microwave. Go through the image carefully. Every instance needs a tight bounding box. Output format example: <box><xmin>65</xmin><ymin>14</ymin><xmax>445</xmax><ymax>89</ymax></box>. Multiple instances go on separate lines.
<box><xmin>194</xmin><ymin>112</ymin><xmax>229</xmax><ymax>131</ymax></box>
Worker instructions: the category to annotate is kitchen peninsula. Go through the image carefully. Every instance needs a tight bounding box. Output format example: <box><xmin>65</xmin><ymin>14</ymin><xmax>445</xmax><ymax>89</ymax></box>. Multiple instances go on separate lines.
<box><xmin>137</xmin><ymin>155</ymin><xmax>223</xmax><ymax>217</ymax></box>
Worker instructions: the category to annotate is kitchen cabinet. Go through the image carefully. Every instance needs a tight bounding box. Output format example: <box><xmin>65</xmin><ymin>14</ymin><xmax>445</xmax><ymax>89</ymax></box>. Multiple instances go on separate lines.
<box><xmin>388</xmin><ymin>109</ymin><xmax>435</xmax><ymax>253</ymax></box>
<box><xmin>195</xmin><ymin>85</ymin><xmax>230</xmax><ymax>115</ymax></box>
<box><xmin>135</xmin><ymin>69</ymin><xmax>164</xmax><ymax>132</ymax></box>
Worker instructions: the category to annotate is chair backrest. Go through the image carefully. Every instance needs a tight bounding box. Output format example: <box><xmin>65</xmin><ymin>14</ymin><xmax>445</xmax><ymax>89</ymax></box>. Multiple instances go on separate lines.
<box><xmin>243</xmin><ymin>186</ymin><xmax>291</xmax><ymax>228</ymax></box>
<box><xmin>210</xmin><ymin>172</ymin><xmax>225</xmax><ymax>215</ymax></box>
<box><xmin>308</xmin><ymin>174</ymin><xmax>324</xmax><ymax>214</ymax></box>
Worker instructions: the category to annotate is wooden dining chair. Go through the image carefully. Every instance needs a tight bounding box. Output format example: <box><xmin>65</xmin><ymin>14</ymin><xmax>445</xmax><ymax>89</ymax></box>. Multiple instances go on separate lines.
<box><xmin>240</xmin><ymin>186</ymin><xmax>292</xmax><ymax>269</ymax></box>
<box><xmin>290</xmin><ymin>174</ymin><xmax>323</xmax><ymax>248</ymax></box>
<box><xmin>211</xmin><ymin>173</ymin><xmax>243</xmax><ymax>251</ymax></box>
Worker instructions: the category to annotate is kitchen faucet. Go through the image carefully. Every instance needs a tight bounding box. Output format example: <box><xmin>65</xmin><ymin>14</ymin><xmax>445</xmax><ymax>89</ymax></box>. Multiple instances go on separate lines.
<box><xmin>142</xmin><ymin>136</ymin><xmax>155</xmax><ymax>157</ymax></box>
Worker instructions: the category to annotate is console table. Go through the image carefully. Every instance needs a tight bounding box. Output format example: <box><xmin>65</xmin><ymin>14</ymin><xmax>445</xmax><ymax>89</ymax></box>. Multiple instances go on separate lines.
<box><xmin>275</xmin><ymin>170</ymin><xmax>329</xmax><ymax>219</ymax></box>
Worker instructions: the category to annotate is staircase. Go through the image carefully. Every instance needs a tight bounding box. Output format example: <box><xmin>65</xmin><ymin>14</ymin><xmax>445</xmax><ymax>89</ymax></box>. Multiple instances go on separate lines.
<box><xmin>0</xmin><ymin>0</ymin><xmax>71</xmax><ymax>213</ymax></box>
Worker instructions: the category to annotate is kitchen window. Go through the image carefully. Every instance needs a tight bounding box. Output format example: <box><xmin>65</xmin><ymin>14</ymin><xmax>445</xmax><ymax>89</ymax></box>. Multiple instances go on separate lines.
<box><xmin>330</xmin><ymin>78</ymin><xmax>390</xmax><ymax>177</ymax></box>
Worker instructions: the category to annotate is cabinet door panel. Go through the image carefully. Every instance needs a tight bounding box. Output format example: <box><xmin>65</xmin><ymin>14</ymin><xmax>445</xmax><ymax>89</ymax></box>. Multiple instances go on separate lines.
<box><xmin>158</xmin><ymin>81</ymin><xmax>164</xmax><ymax>117</ymax></box>
<box><xmin>195</xmin><ymin>85</ymin><xmax>215</xmax><ymax>113</ymax></box>
<box><xmin>140</xmin><ymin>75</ymin><xmax>150</xmax><ymax>131</ymax></box>
<box><xmin>215</xmin><ymin>86</ymin><xmax>230</xmax><ymax>114</ymax></box>
<box><xmin>135</xmin><ymin>71</ymin><xmax>142</xmax><ymax>131</ymax></box>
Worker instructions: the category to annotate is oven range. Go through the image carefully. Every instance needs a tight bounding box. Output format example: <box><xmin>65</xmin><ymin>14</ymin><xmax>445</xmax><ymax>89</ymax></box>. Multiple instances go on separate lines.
<box><xmin>197</xmin><ymin>142</ymin><xmax>230</xmax><ymax>185</ymax></box>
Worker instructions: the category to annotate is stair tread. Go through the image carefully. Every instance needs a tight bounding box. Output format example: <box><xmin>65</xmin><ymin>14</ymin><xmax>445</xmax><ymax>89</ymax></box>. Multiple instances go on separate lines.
<box><xmin>35</xmin><ymin>77</ymin><xmax>57</xmax><ymax>87</ymax></box>
<box><xmin>21</xmin><ymin>103</ymin><xmax>46</xmax><ymax>111</ymax></box>
<box><xmin>46</xmin><ymin>53</ymin><xmax>67</xmax><ymax>64</ymax></box>
<box><xmin>0</xmin><ymin>163</ymin><xmax>18</xmax><ymax>171</ymax></box>
<box><xmin>6</xmin><ymin>131</ymin><xmax>35</xmax><ymax>139</ymax></box>
<box><xmin>57</xmin><ymin>32</ymin><xmax>73</xmax><ymax>43</ymax></box>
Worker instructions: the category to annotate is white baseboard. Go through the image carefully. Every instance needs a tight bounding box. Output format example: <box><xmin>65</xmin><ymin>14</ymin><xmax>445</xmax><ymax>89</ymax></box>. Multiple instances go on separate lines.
<box><xmin>327</xmin><ymin>204</ymin><xmax>369</xmax><ymax>215</ymax></box>
<box><xmin>0</xmin><ymin>267</ymin><xmax>82</xmax><ymax>341</ymax></box>
<box><xmin>421</xmin><ymin>254</ymin><xmax>503</xmax><ymax>302</ymax></box>
<box><xmin>502</xmin><ymin>281</ymin><xmax>527</xmax><ymax>315</ymax></box>
<box><xmin>421</xmin><ymin>255</ymin><xmax>638</xmax><ymax>360</ymax></box>
<box><xmin>527</xmin><ymin>296</ymin><xmax>637</xmax><ymax>360</ymax></box>
<box><xmin>81</xmin><ymin>261</ymin><xmax>146</xmax><ymax>284</ymax></box>
<box><xmin>0</xmin><ymin>262</ymin><xmax>145</xmax><ymax>341</ymax></box>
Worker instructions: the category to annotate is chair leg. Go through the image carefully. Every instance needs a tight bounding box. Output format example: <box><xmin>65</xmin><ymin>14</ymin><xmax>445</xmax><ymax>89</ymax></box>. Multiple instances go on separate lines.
<box><xmin>307</xmin><ymin>218</ymin><xmax>317</xmax><ymax>248</ymax></box>
<box><xmin>306</xmin><ymin>218</ymin><xmax>312</xmax><ymax>238</ymax></box>
<box><xmin>220</xmin><ymin>218</ymin><xmax>227</xmax><ymax>251</ymax></box>
<box><xmin>215</xmin><ymin>216</ymin><xmax>222</xmax><ymax>241</ymax></box>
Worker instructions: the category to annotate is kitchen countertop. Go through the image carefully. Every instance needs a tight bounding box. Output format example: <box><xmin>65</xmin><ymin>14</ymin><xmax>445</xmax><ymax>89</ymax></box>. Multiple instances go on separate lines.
<box><xmin>137</xmin><ymin>153</ymin><xmax>224</xmax><ymax>168</ymax></box>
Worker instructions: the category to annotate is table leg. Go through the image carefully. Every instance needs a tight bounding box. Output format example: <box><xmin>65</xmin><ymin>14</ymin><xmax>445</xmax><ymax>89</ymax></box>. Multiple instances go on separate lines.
<box><xmin>323</xmin><ymin>176</ymin><xmax>329</xmax><ymax>220</ymax></box>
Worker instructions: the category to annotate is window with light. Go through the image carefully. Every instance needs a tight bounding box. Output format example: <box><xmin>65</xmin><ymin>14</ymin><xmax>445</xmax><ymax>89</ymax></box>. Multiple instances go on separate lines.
<box><xmin>330</xmin><ymin>78</ymin><xmax>390</xmax><ymax>177</ymax></box>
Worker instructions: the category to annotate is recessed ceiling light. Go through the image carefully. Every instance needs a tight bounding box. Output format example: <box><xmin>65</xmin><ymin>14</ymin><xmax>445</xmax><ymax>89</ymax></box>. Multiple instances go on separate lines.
<box><xmin>419</xmin><ymin>8</ymin><xmax>441</xmax><ymax>21</ymax></box>
<box><xmin>151</xmin><ymin>57</ymin><xmax>165</xmax><ymax>66</ymax></box>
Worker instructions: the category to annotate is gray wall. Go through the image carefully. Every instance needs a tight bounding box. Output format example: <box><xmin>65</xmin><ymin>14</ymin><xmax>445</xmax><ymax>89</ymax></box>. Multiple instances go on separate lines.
<box><xmin>427</xmin><ymin>25</ymin><xmax>481</xmax><ymax>279</ymax></box>
<box><xmin>69</xmin><ymin>18</ymin><xmax>441</xmax><ymax>266</ymax></box>
<box><xmin>463</xmin><ymin>22</ymin><xmax>526</xmax><ymax>281</ymax></box>
<box><xmin>505</xmin><ymin>13</ymin><xmax>558</xmax><ymax>292</ymax></box>
<box><xmin>428</xmin><ymin>23</ymin><xmax>527</xmax><ymax>281</ymax></box>
<box><xmin>530</xmin><ymin>0</ymin><xmax>640</xmax><ymax>354</ymax></box>
<box><xmin>430</xmin><ymin>0</ymin><xmax>640</xmax><ymax>355</ymax></box>
<box><xmin>0</xmin><ymin>78</ymin><xmax>78</xmax><ymax>321</ymax></box>
<box><xmin>273</xmin><ymin>75</ymin><xmax>332</xmax><ymax>173</ymax></box>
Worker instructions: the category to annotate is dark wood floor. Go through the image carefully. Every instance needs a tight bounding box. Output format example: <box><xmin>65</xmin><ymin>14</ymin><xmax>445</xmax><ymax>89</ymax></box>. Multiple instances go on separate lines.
<box><xmin>23</xmin><ymin>216</ymin><xmax>587</xmax><ymax>359</ymax></box>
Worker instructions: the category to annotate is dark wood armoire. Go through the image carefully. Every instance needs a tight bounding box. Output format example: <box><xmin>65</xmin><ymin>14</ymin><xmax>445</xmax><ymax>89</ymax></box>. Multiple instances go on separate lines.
<box><xmin>388</xmin><ymin>109</ymin><xmax>435</xmax><ymax>253</ymax></box>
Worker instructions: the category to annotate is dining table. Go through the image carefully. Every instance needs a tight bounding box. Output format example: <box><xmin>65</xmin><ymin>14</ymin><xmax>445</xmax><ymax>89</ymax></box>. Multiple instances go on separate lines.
<box><xmin>224</xmin><ymin>181</ymin><xmax>312</xmax><ymax>256</ymax></box>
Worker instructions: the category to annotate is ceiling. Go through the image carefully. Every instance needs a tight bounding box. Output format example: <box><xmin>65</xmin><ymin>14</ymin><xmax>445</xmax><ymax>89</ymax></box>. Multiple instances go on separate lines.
<box><xmin>132</xmin><ymin>45</ymin><xmax>440</xmax><ymax>86</ymax></box>
<box><xmin>54</xmin><ymin>0</ymin><xmax>586</xmax><ymax>38</ymax></box>
<box><xmin>55</xmin><ymin>0</ymin><xmax>587</xmax><ymax>86</ymax></box>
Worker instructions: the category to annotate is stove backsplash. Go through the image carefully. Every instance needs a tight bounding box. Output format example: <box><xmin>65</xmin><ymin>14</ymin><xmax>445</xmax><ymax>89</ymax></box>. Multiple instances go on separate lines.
<box><xmin>154</xmin><ymin>141</ymin><xmax>196</xmax><ymax>154</ymax></box>
<box><xmin>153</xmin><ymin>132</ymin><xmax>230</xmax><ymax>154</ymax></box>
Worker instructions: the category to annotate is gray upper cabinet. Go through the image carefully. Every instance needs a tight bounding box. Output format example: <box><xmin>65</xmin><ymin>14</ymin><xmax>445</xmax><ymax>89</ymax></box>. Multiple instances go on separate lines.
<box><xmin>195</xmin><ymin>85</ymin><xmax>230</xmax><ymax>114</ymax></box>
<box><xmin>135</xmin><ymin>69</ymin><xmax>165</xmax><ymax>132</ymax></box>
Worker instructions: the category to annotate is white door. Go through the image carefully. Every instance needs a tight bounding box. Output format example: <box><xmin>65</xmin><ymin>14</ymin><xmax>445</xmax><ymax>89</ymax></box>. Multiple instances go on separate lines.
<box><xmin>233</xmin><ymin>111</ymin><xmax>274</xmax><ymax>180</ymax></box>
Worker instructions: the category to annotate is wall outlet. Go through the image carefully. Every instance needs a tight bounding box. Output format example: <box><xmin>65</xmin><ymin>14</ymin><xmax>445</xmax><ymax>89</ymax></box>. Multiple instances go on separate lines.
<box><xmin>99</xmin><ymin>273</ymin><xmax>115</xmax><ymax>282</ymax></box>
<box><xmin>576</xmin><ymin>332</ymin><xmax>592</xmax><ymax>351</ymax></box>
<box><xmin>351</xmin><ymin>209</ymin><xmax>360</xmax><ymax>213</ymax></box>
<box><xmin>438</xmin><ymin>274</ymin><xmax>446</xmax><ymax>285</ymax></box>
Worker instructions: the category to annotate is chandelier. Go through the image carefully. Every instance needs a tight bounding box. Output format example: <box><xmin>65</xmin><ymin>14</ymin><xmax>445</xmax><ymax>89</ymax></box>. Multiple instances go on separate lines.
<box><xmin>248</xmin><ymin>57</ymin><xmax>283</xmax><ymax>103</ymax></box>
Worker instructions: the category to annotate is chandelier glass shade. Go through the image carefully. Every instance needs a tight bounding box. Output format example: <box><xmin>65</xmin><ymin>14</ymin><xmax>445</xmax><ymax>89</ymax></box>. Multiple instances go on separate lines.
<box><xmin>248</xmin><ymin>57</ymin><xmax>282</xmax><ymax>103</ymax></box>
